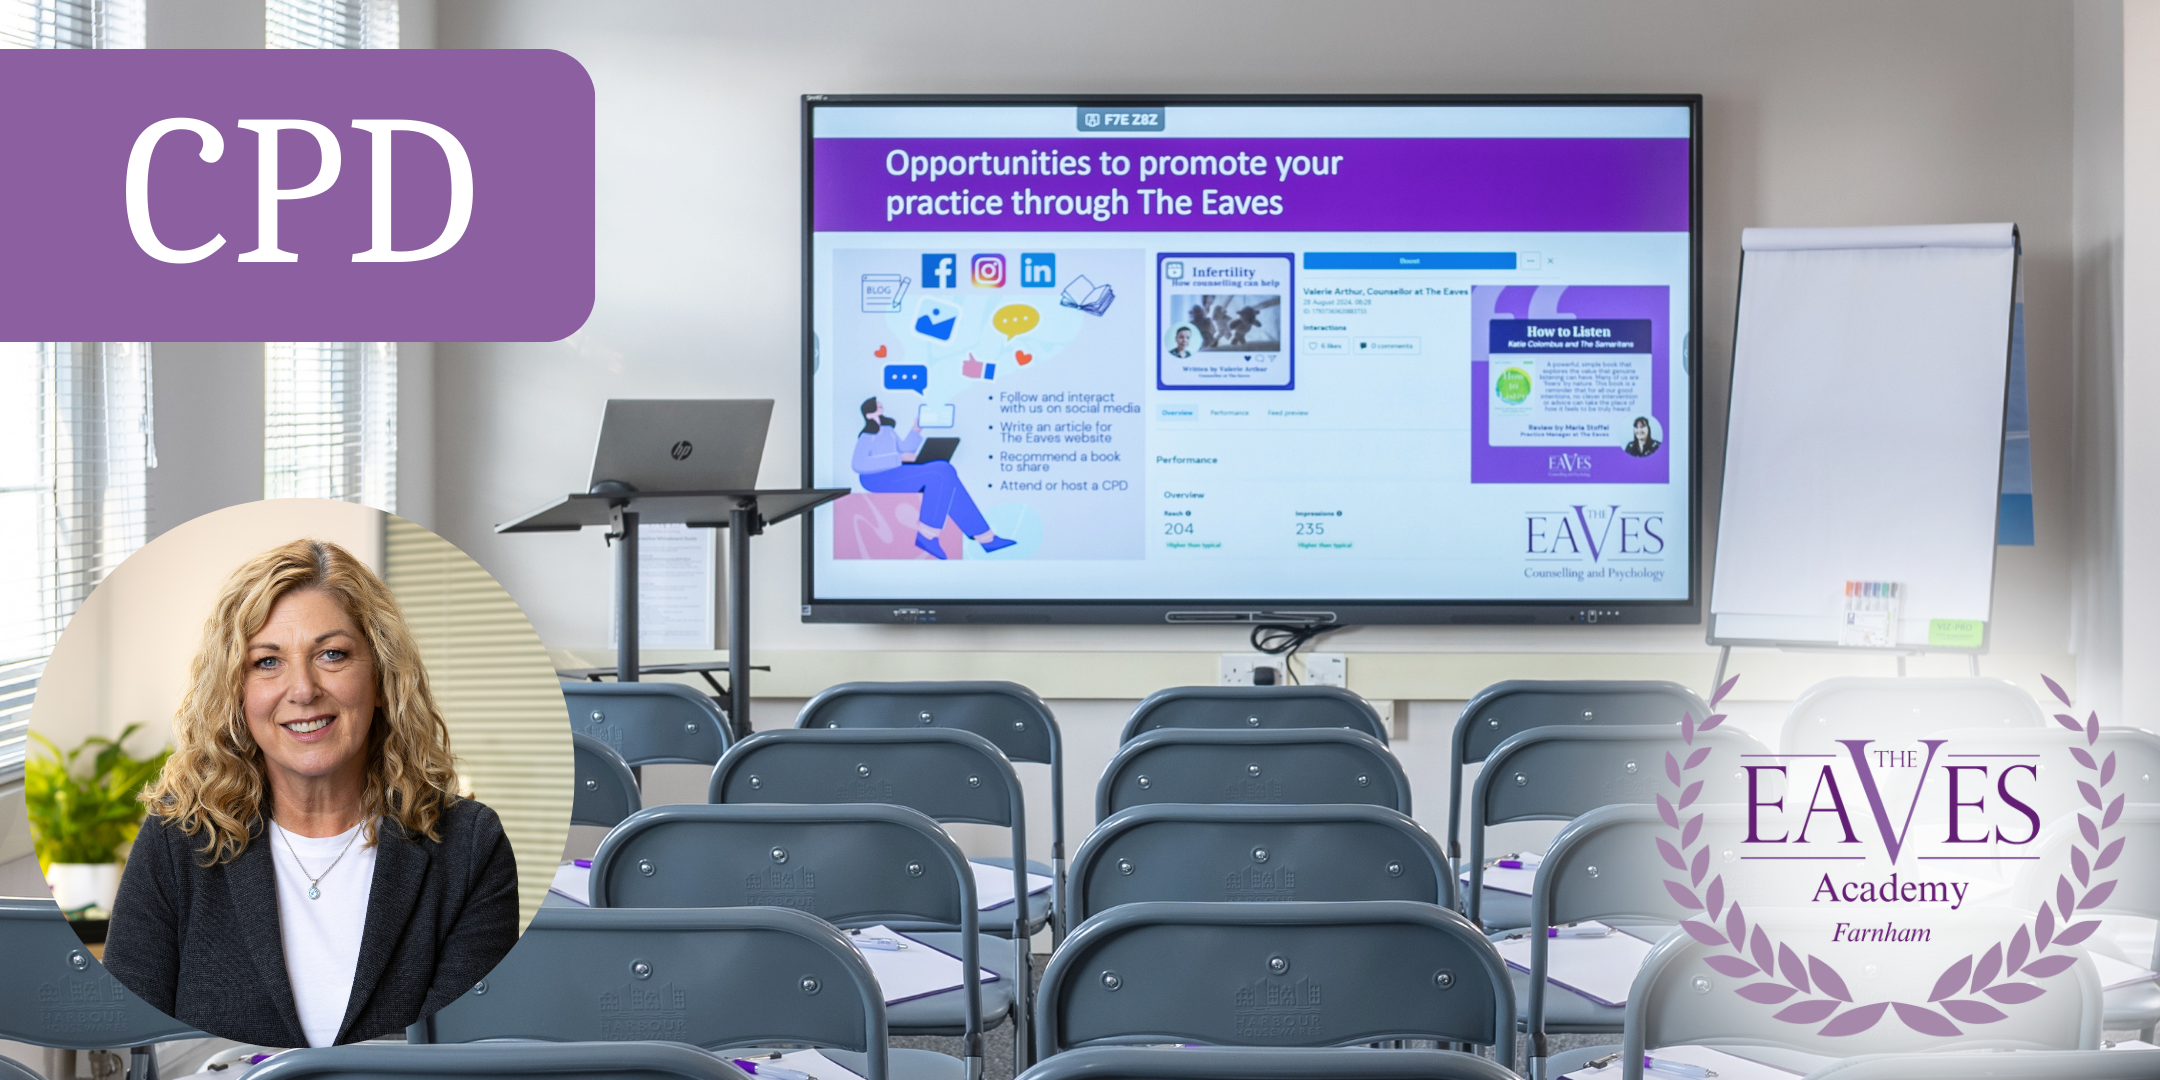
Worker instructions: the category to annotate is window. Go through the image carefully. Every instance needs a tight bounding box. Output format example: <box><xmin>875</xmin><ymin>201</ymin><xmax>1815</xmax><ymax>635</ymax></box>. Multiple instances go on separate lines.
<box><xmin>266</xmin><ymin>0</ymin><xmax>393</xmax><ymax>50</ymax></box>
<box><xmin>1</xmin><ymin>0</ymin><xmax>149</xmax><ymax>779</ymax></box>
<box><xmin>0</xmin><ymin>344</ymin><xmax>155</xmax><ymax>778</ymax></box>
<box><xmin>264</xmin><ymin>342</ymin><xmax>396</xmax><ymax>511</ymax></box>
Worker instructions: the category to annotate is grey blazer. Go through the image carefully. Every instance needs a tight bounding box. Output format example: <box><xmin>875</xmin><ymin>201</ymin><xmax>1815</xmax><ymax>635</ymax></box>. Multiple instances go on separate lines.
<box><xmin>103</xmin><ymin>798</ymin><xmax>519</xmax><ymax>1046</ymax></box>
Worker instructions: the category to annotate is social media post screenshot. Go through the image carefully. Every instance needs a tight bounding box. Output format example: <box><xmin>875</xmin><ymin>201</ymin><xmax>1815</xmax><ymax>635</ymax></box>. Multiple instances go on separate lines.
<box><xmin>1155</xmin><ymin>253</ymin><xmax>1293</xmax><ymax>390</ymax></box>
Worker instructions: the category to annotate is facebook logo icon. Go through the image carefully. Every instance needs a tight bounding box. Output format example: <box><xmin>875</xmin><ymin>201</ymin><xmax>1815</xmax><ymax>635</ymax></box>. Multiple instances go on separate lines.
<box><xmin>921</xmin><ymin>254</ymin><xmax>957</xmax><ymax>289</ymax></box>
<box><xmin>1019</xmin><ymin>253</ymin><xmax>1056</xmax><ymax>287</ymax></box>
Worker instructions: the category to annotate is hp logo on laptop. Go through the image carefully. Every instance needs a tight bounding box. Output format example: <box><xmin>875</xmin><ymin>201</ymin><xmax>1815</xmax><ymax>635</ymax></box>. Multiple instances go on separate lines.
<box><xmin>670</xmin><ymin>440</ymin><xmax>693</xmax><ymax>461</ymax></box>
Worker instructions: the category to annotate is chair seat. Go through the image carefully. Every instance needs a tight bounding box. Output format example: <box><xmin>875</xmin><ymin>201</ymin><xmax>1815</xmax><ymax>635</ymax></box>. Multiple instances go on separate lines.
<box><xmin>1507</xmin><ymin>967</ymin><xmax>1625</xmax><ymax>1032</ymax></box>
<box><xmin>884</xmin><ymin>931</ymin><xmax>1021</xmax><ymax>1034</ymax></box>
<box><xmin>2105</xmin><ymin>978</ymin><xmax>2160</xmax><ymax>1026</ymax></box>
<box><xmin>1541</xmin><ymin>1043</ymin><xmax>1835</xmax><ymax>1080</ymax></box>
<box><xmin>970</xmin><ymin>857</ymin><xmax>1054</xmax><ymax>937</ymax></box>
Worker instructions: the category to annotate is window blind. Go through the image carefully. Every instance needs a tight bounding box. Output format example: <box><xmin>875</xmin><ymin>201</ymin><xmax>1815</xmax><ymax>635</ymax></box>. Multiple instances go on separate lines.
<box><xmin>0</xmin><ymin>0</ymin><xmax>142</xmax><ymax>49</ymax></box>
<box><xmin>266</xmin><ymin>0</ymin><xmax>393</xmax><ymax>50</ymax></box>
<box><xmin>0</xmin><ymin>343</ymin><xmax>154</xmax><ymax>779</ymax></box>
<box><xmin>382</xmin><ymin>516</ymin><xmax>572</xmax><ymax>933</ymax></box>
<box><xmin>264</xmin><ymin>341</ymin><xmax>396</xmax><ymax>513</ymax></box>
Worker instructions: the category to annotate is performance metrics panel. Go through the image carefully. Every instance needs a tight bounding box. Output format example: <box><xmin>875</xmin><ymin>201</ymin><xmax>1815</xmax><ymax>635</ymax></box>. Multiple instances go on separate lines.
<box><xmin>802</xmin><ymin>97</ymin><xmax>1700</xmax><ymax>624</ymax></box>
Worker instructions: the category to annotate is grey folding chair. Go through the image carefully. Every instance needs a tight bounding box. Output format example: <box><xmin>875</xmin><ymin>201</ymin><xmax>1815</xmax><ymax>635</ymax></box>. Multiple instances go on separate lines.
<box><xmin>1067</xmin><ymin>803</ymin><xmax>1453</xmax><ymax>924</ymax></box>
<box><xmin>710</xmin><ymin>727</ymin><xmax>1037</xmax><ymax>1069</ymax></box>
<box><xmin>571</xmin><ymin>731</ymin><xmax>642</xmax><ymax>828</ymax></box>
<box><xmin>1121</xmin><ymin>686</ymin><xmax>1389</xmax><ymax>744</ymax></box>
<box><xmin>1556</xmin><ymin>910</ymin><xmax>2103</xmax><ymax>1080</ymax></box>
<box><xmin>588</xmin><ymin>803</ymin><xmax>997</xmax><ymax>1079</ymax></box>
<box><xmin>0</xmin><ymin>898</ymin><xmax>202</xmax><ymax>1080</ymax></box>
<box><xmin>1779</xmin><ymin>677</ymin><xmax>2042</xmax><ymax>756</ymax></box>
<box><xmin>1011</xmin><ymin>1045</ymin><xmax>1520</xmax><ymax>1080</ymax></box>
<box><xmin>408</xmin><ymin>905</ymin><xmax>960</xmax><ymax>1080</ymax></box>
<box><xmin>1038</xmin><ymin>901</ymin><xmax>1515</xmax><ymax>1067</ymax></box>
<box><xmin>562</xmin><ymin>680</ymin><xmax>732</xmax><ymax>774</ymax></box>
<box><xmin>1799</xmin><ymin>1049</ymin><xmax>2160</xmax><ymax>1080</ymax></box>
<box><xmin>1465</xmin><ymin>724</ymin><xmax>1767</xmax><ymax>929</ymax></box>
<box><xmin>798</xmin><ymin>680</ymin><xmax>1067</xmax><ymax>943</ymax></box>
<box><xmin>2015</xmin><ymin>806</ymin><xmax>2160</xmax><ymax>1039</ymax></box>
<box><xmin>1511</xmin><ymin>804</ymin><xmax>1745</xmax><ymax>1079</ymax></box>
<box><xmin>1094</xmin><ymin>728</ymin><xmax>1409</xmax><ymax>822</ymax></box>
<box><xmin>246</xmin><ymin>1042</ymin><xmax>755</xmax><ymax>1080</ymax></box>
<box><xmin>1451</xmin><ymin>680</ymin><xmax>1709</xmax><ymax>862</ymax></box>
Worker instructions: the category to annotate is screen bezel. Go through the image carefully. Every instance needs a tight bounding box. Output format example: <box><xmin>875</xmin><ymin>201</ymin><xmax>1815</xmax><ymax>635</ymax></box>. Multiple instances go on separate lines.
<box><xmin>800</xmin><ymin>92</ymin><xmax>1703</xmax><ymax>627</ymax></box>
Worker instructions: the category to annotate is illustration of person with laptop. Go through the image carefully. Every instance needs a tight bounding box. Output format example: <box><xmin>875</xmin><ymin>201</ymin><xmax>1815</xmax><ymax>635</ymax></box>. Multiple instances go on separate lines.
<box><xmin>851</xmin><ymin>396</ymin><xmax>1015</xmax><ymax>558</ymax></box>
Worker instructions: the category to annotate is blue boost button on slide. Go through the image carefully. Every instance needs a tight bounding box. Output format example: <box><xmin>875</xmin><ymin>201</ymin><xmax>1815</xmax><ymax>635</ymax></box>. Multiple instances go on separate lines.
<box><xmin>1303</xmin><ymin>251</ymin><xmax>1517</xmax><ymax>270</ymax></box>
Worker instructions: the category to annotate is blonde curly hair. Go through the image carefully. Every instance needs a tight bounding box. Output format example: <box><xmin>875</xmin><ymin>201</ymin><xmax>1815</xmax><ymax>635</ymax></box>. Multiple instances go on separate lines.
<box><xmin>143</xmin><ymin>538</ymin><xmax>460</xmax><ymax>865</ymax></box>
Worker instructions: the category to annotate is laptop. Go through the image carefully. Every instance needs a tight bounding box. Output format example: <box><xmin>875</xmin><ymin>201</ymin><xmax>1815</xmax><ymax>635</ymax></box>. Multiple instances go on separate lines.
<box><xmin>915</xmin><ymin>436</ymin><xmax>960</xmax><ymax>463</ymax></box>
<box><xmin>588</xmin><ymin>399</ymin><xmax>773</xmax><ymax>493</ymax></box>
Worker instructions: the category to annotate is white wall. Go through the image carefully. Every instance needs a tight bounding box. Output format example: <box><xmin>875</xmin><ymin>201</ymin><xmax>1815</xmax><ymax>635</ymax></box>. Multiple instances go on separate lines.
<box><xmin>2122</xmin><ymin>0</ymin><xmax>2160</xmax><ymax>731</ymax></box>
<box><xmin>429</xmin><ymin>0</ymin><xmax>2087</xmax><ymax>703</ymax></box>
<box><xmin>2072</xmin><ymin>0</ymin><xmax>2125</xmax><ymax>724</ymax></box>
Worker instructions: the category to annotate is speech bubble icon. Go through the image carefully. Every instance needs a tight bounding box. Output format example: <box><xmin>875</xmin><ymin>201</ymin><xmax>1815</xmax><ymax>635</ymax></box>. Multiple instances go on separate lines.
<box><xmin>884</xmin><ymin>364</ymin><xmax>927</xmax><ymax>391</ymax></box>
<box><xmin>992</xmin><ymin>304</ymin><xmax>1039</xmax><ymax>340</ymax></box>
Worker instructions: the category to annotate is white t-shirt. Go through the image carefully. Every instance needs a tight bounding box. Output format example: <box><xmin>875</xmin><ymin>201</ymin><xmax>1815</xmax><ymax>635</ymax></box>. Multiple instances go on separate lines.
<box><xmin>268</xmin><ymin>819</ymin><xmax>378</xmax><ymax>1047</ymax></box>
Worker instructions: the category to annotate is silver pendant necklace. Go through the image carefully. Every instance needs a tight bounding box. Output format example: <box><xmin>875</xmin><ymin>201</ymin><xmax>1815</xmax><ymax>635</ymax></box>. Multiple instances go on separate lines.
<box><xmin>277</xmin><ymin>819</ymin><xmax>360</xmax><ymax>900</ymax></box>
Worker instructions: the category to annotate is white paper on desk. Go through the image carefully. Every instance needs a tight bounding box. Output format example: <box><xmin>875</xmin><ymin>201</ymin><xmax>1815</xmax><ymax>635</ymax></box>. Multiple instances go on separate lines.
<box><xmin>2093</xmin><ymin>952</ymin><xmax>2160</xmax><ymax>991</ymax></box>
<box><xmin>970</xmin><ymin>861</ymin><xmax>1054</xmax><ymax>911</ymax></box>
<box><xmin>2109</xmin><ymin>1040</ymin><xmax>2160</xmax><ymax>1051</ymax></box>
<box><xmin>849</xmin><ymin>924</ymin><xmax>1000</xmax><ymax>1005</ymax></box>
<box><xmin>550</xmin><ymin>862</ymin><xmax>591</xmax><ymax>906</ymax></box>
<box><xmin>1560</xmin><ymin>1044</ymin><xmax>1803</xmax><ymax>1080</ymax></box>
<box><xmin>1494</xmin><ymin>921</ymin><xmax>1655</xmax><ymax>1007</ymax></box>
<box><xmin>754</xmin><ymin>1049</ymin><xmax>868</xmax><ymax>1080</ymax></box>
<box><xmin>1462</xmin><ymin>851</ymin><xmax>1543</xmax><ymax>896</ymax></box>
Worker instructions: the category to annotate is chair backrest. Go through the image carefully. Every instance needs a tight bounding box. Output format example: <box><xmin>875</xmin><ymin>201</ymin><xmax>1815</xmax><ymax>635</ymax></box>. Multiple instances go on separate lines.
<box><xmin>1012</xmin><ymin>1046</ymin><xmax>1520</xmax><ymax>1080</ymax></box>
<box><xmin>562</xmin><ymin>680</ymin><xmax>732</xmax><ymax>767</ymax></box>
<box><xmin>1037</xmin><ymin>901</ymin><xmax>1513</xmax><ymax>1062</ymax></box>
<box><xmin>0</xmin><ymin>1056</ymin><xmax>37</xmax><ymax>1080</ymax></box>
<box><xmin>247</xmin><ymin>1042</ymin><xmax>755</xmax><ymax>1080</ymax></box>
<box><xmin>1067</xmin><ymin>804</ymin><xmax>1452</xmax><ymax>924</ymax></box>
<box><xmin>409</xmin><ymin>906</ymin><xmax>891</xmax><ymax>1080</ymax></box>
<box><xmin>1449</xmin><ymin>680</ymin><xmax>1709</xmax><ymax>858</ymax></box>
<box><xmin>1121</xmin><ymin>687</ymin><xmax>1388</xmax><ymax>745</ymax></box>
<box><xmin>1620</xmin><ymin>912</ymin><xmax>2100</xmax><ymax>1080</ymax></box>
<box><xmin>589</xmin><ymin>804</ymin><xmax>977</xmax><ymax>937</ymax></box>
<box><xmin>799</xmin><ymin>681</ymin><xmax>1059</xmax><ymax>765</ymax></box>
<box><xmin>572</xmin><ymin>731</ymin><xmax>642</xmax><ymax>828</ymax></box>
<box><xmin>709</xmin><ymin>727</ymin><xmax>1030</xmax><ymax>939</ymax></box>
<box><xmin>1466</xmin><ymin>724</ymin><xmax>1765</xmax><ymax>924</ymax></box>
<box><xmin>1095</xmin><ymin>728</ymin><xmax>1409</xmax><ymax>822</ymax></box>
<box><xmin>0</xmin><ymin>899</ymin><xmax>201</xmax><ymax>1049</ymax></box>
<box><xmin>1801</xmin><ymin>1049</ymin><xmax>2160</xmax><ymax>1080</ymax></box>
<box><xmin>1779</xmin><ymin>677</ymin><xmax>2042</xmax><ymax>757</ymax></box>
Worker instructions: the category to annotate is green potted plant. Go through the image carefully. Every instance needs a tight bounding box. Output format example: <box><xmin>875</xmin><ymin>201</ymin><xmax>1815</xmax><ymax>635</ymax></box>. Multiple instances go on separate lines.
<box><xmin>25</xmin><ymin>723</ymin><xmax>170</xmax><ymax>917</ymax></box>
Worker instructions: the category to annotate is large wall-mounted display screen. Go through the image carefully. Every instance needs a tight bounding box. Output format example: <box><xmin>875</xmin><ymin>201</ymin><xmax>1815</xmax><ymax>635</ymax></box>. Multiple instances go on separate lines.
<box><xmin>803</xmin><ymin>96</ymin><xmax>1700</xmax><ymax>625</ymax></box>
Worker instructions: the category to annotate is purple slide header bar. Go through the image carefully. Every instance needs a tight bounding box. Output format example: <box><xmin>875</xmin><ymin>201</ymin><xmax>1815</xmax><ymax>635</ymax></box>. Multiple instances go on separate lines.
<box><xmin>815</xmin><ymin>137</ymin><xmax>1689</xmax><ymax>233</ymax></box>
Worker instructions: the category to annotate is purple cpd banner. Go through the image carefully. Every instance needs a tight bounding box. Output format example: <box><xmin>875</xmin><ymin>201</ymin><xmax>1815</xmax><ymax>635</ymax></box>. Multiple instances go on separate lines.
<box><xmin>0</xmin><ymin>49</ymin><xmax>594</xmax><ymax>341</ymax></box>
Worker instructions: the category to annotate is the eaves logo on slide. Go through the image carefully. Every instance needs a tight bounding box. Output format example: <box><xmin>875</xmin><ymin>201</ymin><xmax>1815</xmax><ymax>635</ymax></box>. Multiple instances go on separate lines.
<box><xmin>0</xmin><ymin>49</ymin><xmax>594</xmax><ymax>341</ymax></box>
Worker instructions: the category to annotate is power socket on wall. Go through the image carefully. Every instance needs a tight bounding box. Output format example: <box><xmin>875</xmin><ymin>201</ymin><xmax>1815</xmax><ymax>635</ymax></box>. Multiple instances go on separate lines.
<box><xmin>1219</xmin><ymin>652</ymin><xmax>1347</xmax><ymax>687</ymax></box>
<box><xmin>1302</xmin><ymin>653</ymin><xmax>1346</xmax><ymax>687</ymax></box>
<box><xmin>1218</xmin><ymin>654</ymin><xmax>1282</xmax><ymax>686</ymax></box>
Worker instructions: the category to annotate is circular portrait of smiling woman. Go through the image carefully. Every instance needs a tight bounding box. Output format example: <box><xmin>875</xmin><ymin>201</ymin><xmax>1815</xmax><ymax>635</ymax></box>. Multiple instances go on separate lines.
<box><xmin>18</xmin><ymin>499</ymin><xmax>572</xmax><ymax>1049</ymax></box>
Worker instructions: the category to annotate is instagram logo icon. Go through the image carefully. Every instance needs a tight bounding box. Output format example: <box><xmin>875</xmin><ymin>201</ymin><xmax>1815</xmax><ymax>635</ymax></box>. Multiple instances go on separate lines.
<box><xmin>970</xmin><ymin>253</ymin><xmax>1006</xmax><ymax>288</ymax></box>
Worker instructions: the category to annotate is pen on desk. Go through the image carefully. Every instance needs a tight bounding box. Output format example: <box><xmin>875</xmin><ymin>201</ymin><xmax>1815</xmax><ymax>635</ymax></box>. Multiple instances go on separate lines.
<box><xmin>1582</xmin><ymin>1054</ymin><xmax>1715</xmax><ymax>1078</ymax></box>
<box><xmin>573</xmin><ymin>858</ymin><xmax>591</xmax><ymax>868</ymax></box>
<box><xmin>732</xmin><ymin>1061</ymin><xmax>814</xmax><ymax>1080</ymax></box>
<box><xmin>846</xmin><ymin>929</ymin><xmax>909</xmax><ymax>951</ymax></box>
<box><xmin>1549</xmin><ymin>923</ymin><xmax>1614</xmax><ymax>938</ymax></box>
